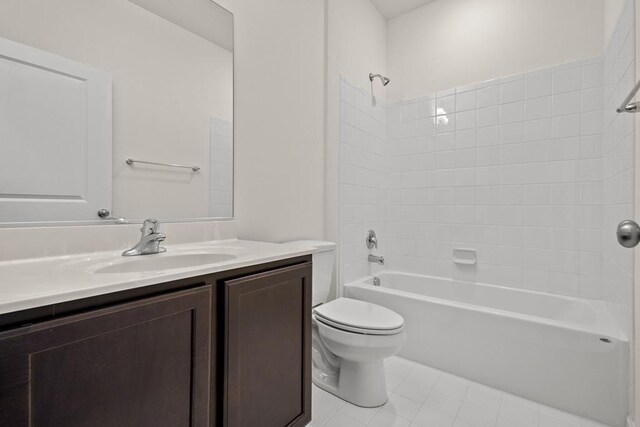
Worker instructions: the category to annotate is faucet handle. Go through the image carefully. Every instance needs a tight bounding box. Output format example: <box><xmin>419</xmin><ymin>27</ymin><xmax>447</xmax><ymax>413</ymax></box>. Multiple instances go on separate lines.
<box><xmin>366</xmin><ymin>230</ymin><xmax>378</xmax><ymax>250</ymax></box>
<box><xmin>140</xmin><ymin>218</ymin><xmax>160</xmax><ymax>235</ymax></box>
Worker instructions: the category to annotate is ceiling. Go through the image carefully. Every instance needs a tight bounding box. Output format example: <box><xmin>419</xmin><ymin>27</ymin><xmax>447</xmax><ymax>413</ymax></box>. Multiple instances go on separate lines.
<box><xmin>369</xmin><ymin>0</ymin><xmax>438</xmax><ymax>19</ymax></box>
<box><xmin>128</xmin><ymin>0</ymin><xmax>233</xmax><ymax>51</ymax></box>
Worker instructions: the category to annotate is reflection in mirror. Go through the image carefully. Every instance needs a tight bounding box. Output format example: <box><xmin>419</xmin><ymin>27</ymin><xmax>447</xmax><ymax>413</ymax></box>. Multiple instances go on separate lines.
<box><xmin>0</xmin><ymin>0</ymin><xmax>233</xmax><ymax>225</ymax></box>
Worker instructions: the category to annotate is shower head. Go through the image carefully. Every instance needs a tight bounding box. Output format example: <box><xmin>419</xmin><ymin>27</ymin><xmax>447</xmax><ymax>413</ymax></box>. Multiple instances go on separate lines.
<box><xmin>369</xmin><ymin>73</ymin><xmax>390</xmax><ymax>86</ymax></box>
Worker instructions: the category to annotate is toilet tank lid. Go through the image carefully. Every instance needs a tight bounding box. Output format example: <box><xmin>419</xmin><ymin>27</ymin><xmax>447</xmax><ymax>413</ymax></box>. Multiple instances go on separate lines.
<box><xmin>285</xmin><ymin>240</ymin><xmax>336</xmax><ymax>253</ymax></box>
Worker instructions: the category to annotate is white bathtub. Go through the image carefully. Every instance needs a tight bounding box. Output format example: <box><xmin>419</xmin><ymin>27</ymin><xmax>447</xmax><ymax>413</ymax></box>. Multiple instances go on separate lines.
<box><xmin>344</xmin><ymin>271</ymin><xmax>629</xmax><ymax>427</ymax></box>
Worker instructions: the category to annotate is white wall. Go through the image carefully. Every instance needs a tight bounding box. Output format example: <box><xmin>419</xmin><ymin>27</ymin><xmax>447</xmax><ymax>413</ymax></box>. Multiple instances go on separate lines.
<box><xmin>214</xmin><ymin>0</ymin><xmax>326</xmax><ymax>243</ymax></box>
<box><xmin>386</xmin><ymin>0</ymin><xmax>604</xmax><ymax>102</ymax></box>
<box><xmin>636</xmin><ymin>0</ymin><xmax>640</xmax><ymax>415</ymax></box>
<box><xmin>0</xmin><ymin>0</ymin><xmax>233</xmax><ymax>221</ymax></box>
<box><xmin>326</xmin><ymin>0</ymin><xmax>387</xmax><ymax>295</ymax></box>
<box><xmin>601</xmin><ymin>0</ymin><xmax>636</xmax><ymax>420</ymax></box>
<box><xmin>635</xmin><ymin>0</ymin><xmax>640</xmax><ymax>420</ymax></box>
<box><xmin>633</xmin><ymin>0</ymin><xmax>640</xmax><ymax>422</ymax></box>
<box><xmin>327</xmin><ymin>0</ymin><xmax>388</xmax><ymax>98</ymax></box>
<box><xmin>602</xmin><ymin>0</ymin><xmax>635</xmax><ymax>329</ymax></box>
<box><xmin>605</xmin><ymin>0</ymin><xmax>629</xmax><ymax>47</ymax></box>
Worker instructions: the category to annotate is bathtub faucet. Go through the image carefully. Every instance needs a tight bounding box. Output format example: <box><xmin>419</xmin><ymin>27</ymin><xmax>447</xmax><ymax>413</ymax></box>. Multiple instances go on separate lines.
<box><xmin>368</xmin><ymin>254</ymin><xmax>384</xmax><ymax>265</ymax></box>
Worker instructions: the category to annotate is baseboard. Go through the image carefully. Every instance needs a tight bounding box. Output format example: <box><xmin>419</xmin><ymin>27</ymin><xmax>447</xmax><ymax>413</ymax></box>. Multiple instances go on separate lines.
<box><xmin>628</xmin><ymin>415</ymin><xmax>636</xmax><ymax>427</ymax></box>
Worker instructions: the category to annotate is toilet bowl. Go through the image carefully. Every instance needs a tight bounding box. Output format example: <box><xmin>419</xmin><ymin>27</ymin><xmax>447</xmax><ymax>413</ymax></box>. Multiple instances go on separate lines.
<box><xmin>313</xmin><ymin>297</ymin><xmax>405</xmax><ymax>407</ymax></box>
<box><xmin>285</xmin><ymin>240</ymin><xmax>406</xmax><ymax>408</ymax></box>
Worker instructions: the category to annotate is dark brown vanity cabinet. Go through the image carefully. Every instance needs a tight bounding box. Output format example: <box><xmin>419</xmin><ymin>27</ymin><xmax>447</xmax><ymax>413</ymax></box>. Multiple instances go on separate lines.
<box><xmin>0</xmin><ymin>256</ymin><xmax>312</xmax><ymax>427</ymax></box>
<box><xmin>0</xmin><ymin>286</ymin><xmax>212</xmax><ymax>427</ymax></box>
<box><xmin>221</xmin><ymin>262</ymin><xmax>312</xmax><ymax>427</ymax></box>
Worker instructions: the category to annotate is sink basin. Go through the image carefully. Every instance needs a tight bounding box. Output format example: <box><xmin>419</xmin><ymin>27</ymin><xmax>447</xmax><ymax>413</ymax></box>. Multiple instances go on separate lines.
<box><xmin>95</xmin><ymin>253</ymin><xmax>236</xmax><ymax>274</ymax></box>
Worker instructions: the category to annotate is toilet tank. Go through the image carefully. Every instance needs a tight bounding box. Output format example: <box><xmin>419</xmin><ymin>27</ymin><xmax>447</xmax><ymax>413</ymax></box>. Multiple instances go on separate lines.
<box><xmin>284</xmin><ymin>240</ymin><xmax>335</xmax><ymax>306</ymax></box>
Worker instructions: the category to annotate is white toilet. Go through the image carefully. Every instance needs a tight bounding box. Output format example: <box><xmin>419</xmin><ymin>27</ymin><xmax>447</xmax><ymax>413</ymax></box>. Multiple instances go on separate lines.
<box><xmin>287</xmin><ymin>240</ymin><xmax>406</xmax><ymax>407</ymax></box>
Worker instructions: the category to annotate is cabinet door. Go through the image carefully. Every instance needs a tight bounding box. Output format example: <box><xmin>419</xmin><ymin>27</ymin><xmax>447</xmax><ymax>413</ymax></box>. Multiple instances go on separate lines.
<box><xmin>0</xmin><ymin>286</ymin><xmax>212</xmax><ymax>427</ymax></box>
<box><xmin>223</xmin><ymin>262</ymin><xmax>312</xmax><ymax>427</ymax></box>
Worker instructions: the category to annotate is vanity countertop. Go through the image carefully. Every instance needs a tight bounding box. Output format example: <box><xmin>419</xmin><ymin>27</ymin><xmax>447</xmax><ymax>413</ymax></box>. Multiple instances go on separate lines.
<box><xmin>0</xmin><ymin>239</ymin><xmax>314</xmax><ymax>316</ymax></box>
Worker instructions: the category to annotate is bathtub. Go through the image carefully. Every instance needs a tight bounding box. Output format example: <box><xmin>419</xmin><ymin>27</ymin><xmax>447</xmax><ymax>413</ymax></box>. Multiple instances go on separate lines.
<box><xmin>344</xmin><ymin>271</ymin><xmax>629</xmax><ymax>427</ymax></box>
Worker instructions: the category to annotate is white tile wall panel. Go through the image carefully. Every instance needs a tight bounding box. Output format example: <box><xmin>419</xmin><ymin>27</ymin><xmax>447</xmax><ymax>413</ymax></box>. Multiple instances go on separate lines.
<box><xmin>338</xmin><ymin>0</ymin><xmax>634</xmax><ymax>336</ymax></box>
<box><xmin>210</xmin><ymin>117</ymin><xmax>233</xmax><ymax>218</ymax></box>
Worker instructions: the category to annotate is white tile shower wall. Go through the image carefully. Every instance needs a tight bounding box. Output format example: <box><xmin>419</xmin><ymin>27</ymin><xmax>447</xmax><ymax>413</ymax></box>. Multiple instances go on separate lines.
<box><xmin>383</xmin><ymin>58</ymin><xmax>608</xmax><ymax>299</ymax></box>
<box><xmin>210</xmin><ymin>117</ymin><xmax>234</xmax><ymax>218</ymax></box>
<box><xmin>339</xmin><ymin>77</ymin><xmax>387</xmax><ymax>284</ymax></box>
<box><xmin>602</xmin><ymin>0</ymin><xmax>635</xmax><ymax>327</ymax></box>
<box><xmin>339</xmin><ymin>26</ymin><xmax>635</xmax><ymax>318</ymax></box>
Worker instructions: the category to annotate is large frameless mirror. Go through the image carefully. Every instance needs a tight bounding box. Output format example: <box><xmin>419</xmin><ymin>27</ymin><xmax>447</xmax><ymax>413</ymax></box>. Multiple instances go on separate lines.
<box><xmin>0</xmin><ymin>0</ymin><xmax>233</xmax><ymax>226</ymax></box>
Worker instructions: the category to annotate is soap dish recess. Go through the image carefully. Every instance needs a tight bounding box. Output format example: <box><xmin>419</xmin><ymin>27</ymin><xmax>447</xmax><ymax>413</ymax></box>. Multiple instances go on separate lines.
<box><xmin>453</xmin><ymin>248</ymin><xmax>477</xmax><ymax>265</ymax></box>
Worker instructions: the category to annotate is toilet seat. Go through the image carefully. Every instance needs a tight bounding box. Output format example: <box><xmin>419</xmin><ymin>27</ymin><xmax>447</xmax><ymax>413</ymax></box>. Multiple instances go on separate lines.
<box><xmin>314</xmin><ymin>298</ymin><xmax>404</xmax><ymax>336</ymax></box>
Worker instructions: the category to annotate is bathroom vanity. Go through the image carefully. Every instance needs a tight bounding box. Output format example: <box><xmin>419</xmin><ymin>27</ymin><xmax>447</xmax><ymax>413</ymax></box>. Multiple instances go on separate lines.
<box><xmin>0</xmin><ymin>234</ymin><xmax>313</xmax><ymax>427</ymax></box>
<box><xmin>0</xmin><ymin>0</ymin><xmax>315</xmax><ymax>424</ymax></box>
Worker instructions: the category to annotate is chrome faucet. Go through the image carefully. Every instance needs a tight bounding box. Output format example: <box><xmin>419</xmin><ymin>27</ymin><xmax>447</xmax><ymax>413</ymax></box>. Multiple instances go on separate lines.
<box><xmin>366</xmin><ymin>230</ymin><xmax>384</xmax><ymax>264</ymax></box>
<box><xmin>368</xmin><ymin>254</ymin><xmax>384</xmax><ymax>265</ymax></box>
<box><xmin>122</xmin><ymin>218</ymin><xmax>166</xmax><ymax>256</ymax></box>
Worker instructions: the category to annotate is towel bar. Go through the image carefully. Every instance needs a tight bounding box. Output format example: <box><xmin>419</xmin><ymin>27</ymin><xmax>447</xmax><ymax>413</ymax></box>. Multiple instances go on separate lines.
<box><xmin>125</xmin><ymin>158</ymin><xmax>200</xmax><ymax>172</ymax></box>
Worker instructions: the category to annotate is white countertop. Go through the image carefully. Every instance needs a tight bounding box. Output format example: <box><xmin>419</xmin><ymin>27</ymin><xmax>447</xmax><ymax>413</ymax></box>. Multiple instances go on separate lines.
<box><xmin>0</xmin><ymin>239</ymin><xmax>314</xmax><ymax>315</ymax></box>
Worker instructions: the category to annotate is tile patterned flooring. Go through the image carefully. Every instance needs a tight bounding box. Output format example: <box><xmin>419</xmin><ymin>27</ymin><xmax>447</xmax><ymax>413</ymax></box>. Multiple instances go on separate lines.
<box><xmin>309</xmin><ymin>356</ymin><xmax>612</xmax><ymax>427</ymax></box>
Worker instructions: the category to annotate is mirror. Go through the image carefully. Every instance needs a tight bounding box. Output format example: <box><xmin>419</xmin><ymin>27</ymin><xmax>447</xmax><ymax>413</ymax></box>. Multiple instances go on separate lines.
<box><xmin>0</xmin><ymin>0</ymin><xmax>233</xmax><ymax>225</ymax></box>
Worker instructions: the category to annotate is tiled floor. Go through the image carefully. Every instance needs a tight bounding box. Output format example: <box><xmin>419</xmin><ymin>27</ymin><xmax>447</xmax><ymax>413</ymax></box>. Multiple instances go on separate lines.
<box><xmin>309</xmin><ymin>356</ymin><xmax>612</xmax><ymax>427</ymax></box>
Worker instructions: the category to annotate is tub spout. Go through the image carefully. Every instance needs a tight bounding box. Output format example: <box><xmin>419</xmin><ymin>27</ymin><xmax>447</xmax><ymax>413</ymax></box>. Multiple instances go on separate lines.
<box><xmin>368</xmin><ymin>254</ymin><xmax>384</xmax><ymax>265</ymax></box>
